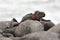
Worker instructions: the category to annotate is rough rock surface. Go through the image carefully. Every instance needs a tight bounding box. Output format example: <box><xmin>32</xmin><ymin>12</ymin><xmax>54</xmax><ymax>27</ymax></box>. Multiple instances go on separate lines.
<box><xmin>20</xmin><ymin>31</ymin><xmax>60</xmax><ymax>40</ymax></box>
<box><xmin>48</xmin><ymin>24</ymin><xmax>60</xmax><ymax>34</ymax></box>
<box><xmin>40</xmin><ymin>20</ymin><xmax>55</xmax><ymax>31</ymax></box>
<box><xmin>15</xmin><ymin>20</ymin><xmax>44</xmax><ymax>37</ymax></box>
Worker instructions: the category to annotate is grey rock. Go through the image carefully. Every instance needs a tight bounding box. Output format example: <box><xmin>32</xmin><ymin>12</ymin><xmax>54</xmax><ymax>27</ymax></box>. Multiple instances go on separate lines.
<box><xmin>15</xmin><ymin>20</ymin><xmax>44</xmax><ymax>37</ymax></box>
<box><xmin>0</xmin><ymin>34</ymin><xmax>3</xmax><ymax>37</ymax></box>
<box><xmin>3</xmin><ymin>27</ymin><xmax>16</xmax><ymax>37</ymax></box>
<box><xmin>2</xmin><ymin>33</ymin><xmax>14</xmax><ymax>37</ymax></box>
<box><xmin>40</xmin><ymin>20</ymin><xmax>55</xmax><ymax>31</ymax></box>
<box><xmin>0</xmin><ymin>18</ymin><xmax>18</xmax><ymax>31</ymax></box>
<box><xmin>48</xmin><ymin>24</ymin><xmax>60</xmax><ymax>34</ymax></box>
<box><xmin>0</xmin><ymin>29</ymin><xmax>3</xmax><ymax>34</ymax></box>
<box><xmin>10</xmin><ymin>37</ymin><xmax>21</xmax><ymax>40</ymax></box>
<box><xmin>0</xmin><ymin>29</ymin><xmax>4</xmax><ymax>37</ymax></box>
<box><xmin>20</xmin><ymin>31</ymin><xmax>60</xmax><ymax>40</ymax></box>
<box><xmin>0</xmin><ymin>37</ymin><xmax>12</xmax><ymax>40</ymax></box>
